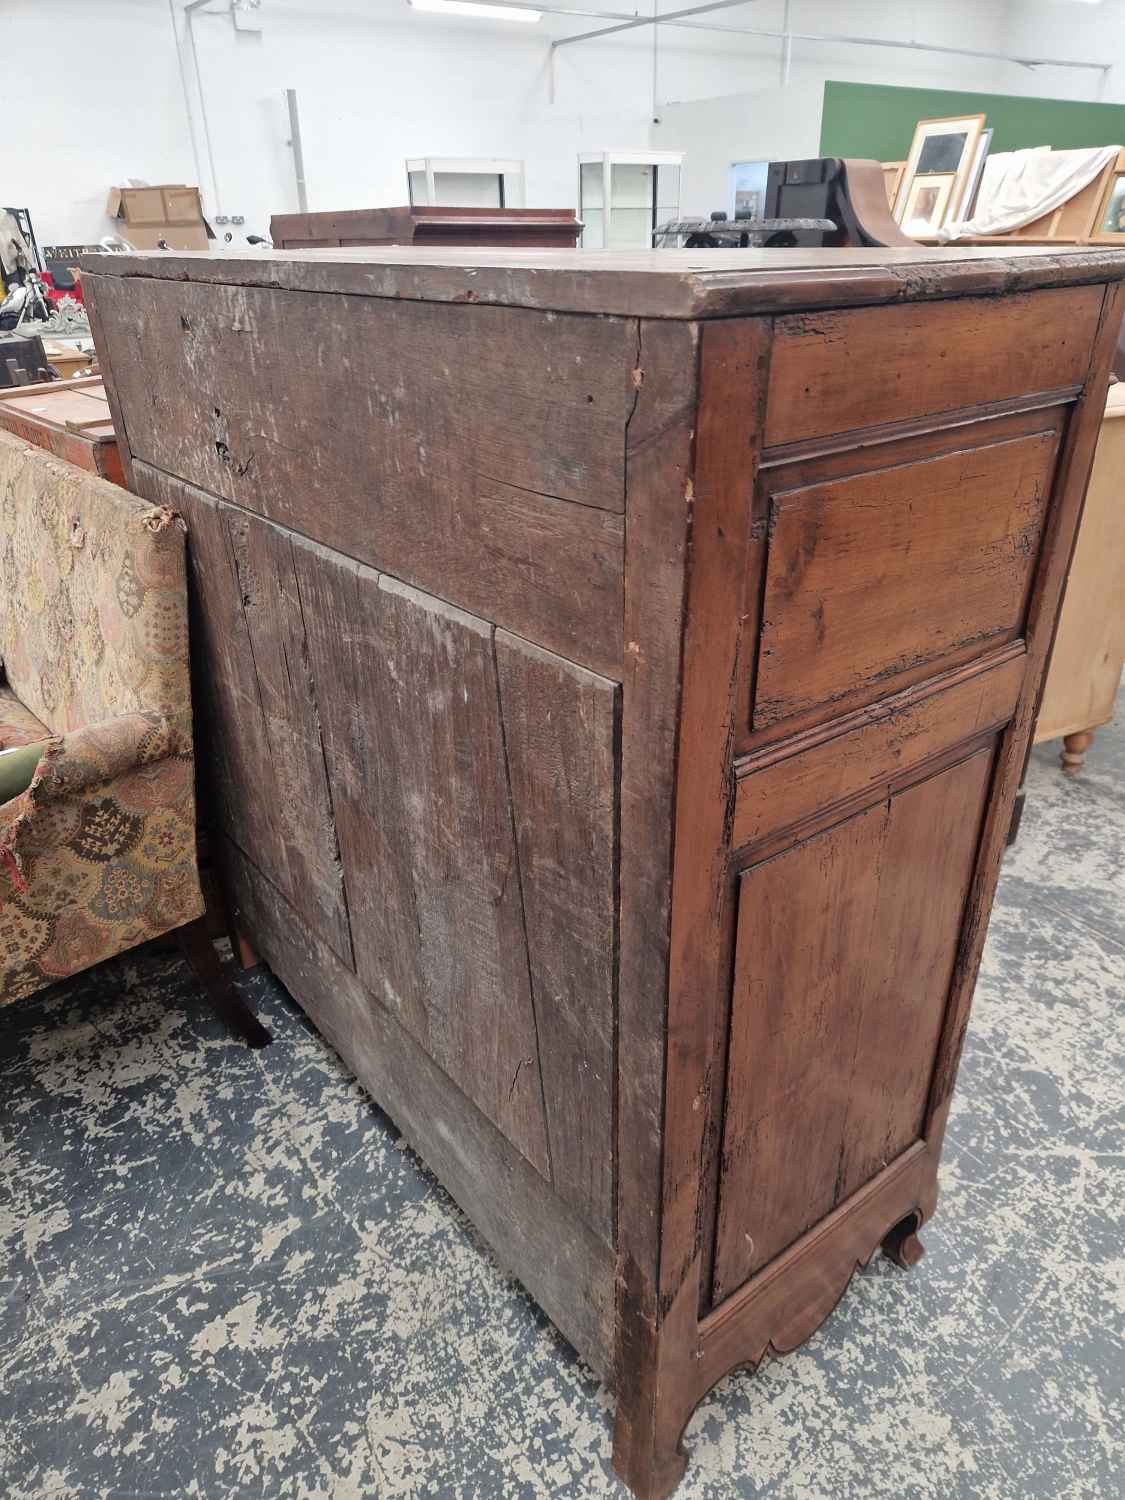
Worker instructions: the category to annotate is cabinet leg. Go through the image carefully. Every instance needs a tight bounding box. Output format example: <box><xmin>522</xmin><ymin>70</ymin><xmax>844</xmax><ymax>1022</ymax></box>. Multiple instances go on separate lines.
<box><xmin>613</xmin><ymin>1396</ymin><xmax>689</xmax><ymax>1500</ymax></box>
<box><xmin>881</xmin><ymin>1209</ymin><xmax>926</xmax><ymax>1270</ymax></box>
<box><xmin>613</xmin><ymin>1274</ymin><xmax>700</xmax><ymax>1500</ymax></box>
<box><xmin>175</xmin><ymin>916</ymin><xmax>272</xmax><ymax>1049</ymax></box>
<box><xmin>1061</xmin><ymin>730</ymin><xmax>1095</xmax><ymax>773</ymax></box>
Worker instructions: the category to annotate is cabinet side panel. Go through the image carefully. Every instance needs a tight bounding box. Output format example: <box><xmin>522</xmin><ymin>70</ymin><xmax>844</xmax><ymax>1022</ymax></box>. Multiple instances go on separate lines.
<box><xmin>712</xmin><ymin>748</ymin><xmax>992</xmax><ymax>1303</ymax></box>
<box><xmin>495</xmin><ymin>632</ymin><xmax>619</xmax><ymax>1247</ymax></box>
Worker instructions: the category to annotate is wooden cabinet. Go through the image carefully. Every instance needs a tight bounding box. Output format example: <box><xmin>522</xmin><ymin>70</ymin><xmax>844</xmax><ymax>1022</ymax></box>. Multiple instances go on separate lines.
<box><xmin>83</xmin><ymin>244</ymin><xmax>1125</xmax><ymax>1500</ymax></box>
<box><xmin>269</xmin><ymin>205</ymin><xmax>583</xmax><ymax>249</ymax></box>
<box><xmin>1033</xmin><ymin>379</ymin><xmax>1125</xmax><ymax>770</ymax></box>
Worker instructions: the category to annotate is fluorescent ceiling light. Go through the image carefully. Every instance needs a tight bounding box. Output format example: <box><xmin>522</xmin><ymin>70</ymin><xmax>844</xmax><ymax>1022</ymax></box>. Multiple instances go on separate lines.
<box><xmin>410</xmin><ymin>0</ymin><xmax>543</xmax><ymax>19</ymax></box>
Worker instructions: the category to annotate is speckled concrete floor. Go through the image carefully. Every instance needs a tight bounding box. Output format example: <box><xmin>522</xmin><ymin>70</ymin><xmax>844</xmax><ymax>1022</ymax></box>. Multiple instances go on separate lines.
<box><xmin>2</xmin><ymin>710</ymin><xmax>1123</xmax><ymax>1500</ymax></box>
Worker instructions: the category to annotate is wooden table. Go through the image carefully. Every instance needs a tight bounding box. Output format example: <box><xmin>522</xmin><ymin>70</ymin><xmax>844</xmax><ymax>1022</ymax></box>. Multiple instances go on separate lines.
<box><xmin>0</xmin><ymin>376</ymin><xmax>124</xmax><ymax>486</ymax></box>
<box><xmin>83</xmin><ymin>244</ymin><xmax>1125</xmax><ymax>1499</ymax></box>
<box><xmin>1033</xmin><ymin>378</ymin><xmax>1125</xmax><ymax>770</ymax></box>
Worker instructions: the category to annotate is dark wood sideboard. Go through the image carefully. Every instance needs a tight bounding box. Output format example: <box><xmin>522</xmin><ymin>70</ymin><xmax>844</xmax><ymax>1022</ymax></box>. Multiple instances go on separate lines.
<box><xmin>269</xmin><ymin>204</ymin><xmax>583</xmax><ymax>249</ymax></box>
<box><xmin>83</xmin><ymin>244</ymin><xmax>1125</xmax><ymax>1499</ymax></box>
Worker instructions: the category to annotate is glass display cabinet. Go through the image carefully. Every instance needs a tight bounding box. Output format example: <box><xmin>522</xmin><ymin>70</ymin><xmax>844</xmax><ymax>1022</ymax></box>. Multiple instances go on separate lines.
<box><xmin>578</xmin><ymin>151</ymin><xmax>683</xmax><ymax>248</ymax></box>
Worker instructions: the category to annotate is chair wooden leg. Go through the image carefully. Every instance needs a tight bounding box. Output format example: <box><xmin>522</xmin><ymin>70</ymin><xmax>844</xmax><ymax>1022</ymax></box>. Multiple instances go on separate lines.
<box><xmin>175</xmin><ymin>916</ymin><xmax>272</xmax><ymax>1049</ymax></box>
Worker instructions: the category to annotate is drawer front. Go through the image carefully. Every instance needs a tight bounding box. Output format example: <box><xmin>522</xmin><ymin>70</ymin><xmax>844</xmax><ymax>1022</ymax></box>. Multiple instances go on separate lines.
<box><xmin>711</xmin><ymin>746</ymin><xmax>993</xmax><ymax>1304</ymax></box>
<box><xmin>751</xmin><ymin>423</ymin><xmax>1059</xmax><ymax>731</ymax></box>
<box><xmin>765</xmin><ymin>284</ymin><xmax>1101</xmax><ymax>449</ymax></box>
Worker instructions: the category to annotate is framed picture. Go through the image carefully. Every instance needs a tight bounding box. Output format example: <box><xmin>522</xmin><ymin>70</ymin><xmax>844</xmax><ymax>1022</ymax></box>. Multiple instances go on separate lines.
<box><xmin>894</xmin><ymin>114</ymin><xmax>986</xmax><ymax>234</ymax></box>
<box><xmin>900</xmin><ymin>174</ymin><xmax>956</xmax><ymax>237</ymax></box>
<box><xmin>953</xmin><ymin>127</ymin><xmax>993</xmax><ymax>222</ymax></box>
<box><xmin>1092</xmin><ymin>169</ymin><xmax>1125</xmax><ymax>241</ymax></box>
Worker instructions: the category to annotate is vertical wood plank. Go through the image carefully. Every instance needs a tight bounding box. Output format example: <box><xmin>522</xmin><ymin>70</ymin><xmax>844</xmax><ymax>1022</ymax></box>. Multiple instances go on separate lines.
<box><xmin>291</xmin><ymin>537</ymin><xmax>552</xmax><ymax>1179</ymax></box>
<box><xmin>216</xmin><ymin>827</ymin><xmax>616</xmax><ymax>1382</ymax></box>
<box><xmin>495</xmin><ymin>631</ymin><xmax>619</xmax><ymax>1247</ymax></box>
<box><xmin>289</xmin><ymin>541</ymin><xmax>432</xmax><ymax>1046</ymax></box>
<box><xmin>657</xmin><ymin>316</ymin><xmax>773</xmax><ymax>1314</ymax></box>
<box><xmin>222</xmin><ymin>507</ymin><xmax>355</xmax><ymax>966</ymax></box>
<box><xmin>171</xmin><ymin>480</ymin><xmax>353</xmax><ymax>964</ymax></box>
<box><xmin>613</xmin><ymin>316</ymin><xmax>700</xmax><ymax>1486</ymax></box>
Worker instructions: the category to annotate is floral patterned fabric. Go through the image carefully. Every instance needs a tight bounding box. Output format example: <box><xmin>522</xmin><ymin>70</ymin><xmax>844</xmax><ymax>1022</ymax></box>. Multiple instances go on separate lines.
<box><xmin>0</xmin><ymin>431</ymin><xmax>190</xmax><ymax>737</ymax></box>
<box><xmin>0</xmin><ymin>433</ymin><xmax>202</xmax><ymax>1007</ymax></box>
<box><xmin>0</xmin><ymin>680</ymin><xmax>50</xmax><ymax>749</ymax></box>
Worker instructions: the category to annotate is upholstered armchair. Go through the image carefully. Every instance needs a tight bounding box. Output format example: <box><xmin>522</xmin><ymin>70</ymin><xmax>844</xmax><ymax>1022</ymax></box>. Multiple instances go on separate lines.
<box><xmin>0</xmin><ymin>429</ymin><xmax>268</xmax><ymax>1045</ymax></box>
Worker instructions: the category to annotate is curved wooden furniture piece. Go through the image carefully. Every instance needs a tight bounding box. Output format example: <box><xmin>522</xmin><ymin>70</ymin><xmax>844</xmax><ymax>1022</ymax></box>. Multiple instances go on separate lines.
<box><xmin>83</xmin><ymin>243</ymin><xmax>1125</xmax><ymax>1499</ymax></box>
<box><xmin>1034</xmin><ymin>379</ymin><xmax>1125</xmax><ymax>774</ymax></box>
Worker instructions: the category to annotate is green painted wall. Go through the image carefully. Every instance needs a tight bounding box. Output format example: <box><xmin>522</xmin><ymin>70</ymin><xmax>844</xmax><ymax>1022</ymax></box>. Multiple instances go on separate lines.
<box><xmin>819</xmin><ymin>81</ymin><xmax>1125</xmax><ymax>162</ymax></box>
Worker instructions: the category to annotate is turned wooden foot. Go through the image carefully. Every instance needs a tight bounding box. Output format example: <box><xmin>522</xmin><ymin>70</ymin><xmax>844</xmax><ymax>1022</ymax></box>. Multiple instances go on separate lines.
<box><xmin>881</xmin><ymin>1210</ymin><xmax>926</xmax><ymax>1270</ymax></box>
<box><xmin>176</xmin><ymin>916</ymin><xmax>271</xmax><ymax>1048</ymax></box>
<box><xmin>1061</xmin><ymin>730</ymin><xmax>1095</xmax><ymax>773</ymax></box>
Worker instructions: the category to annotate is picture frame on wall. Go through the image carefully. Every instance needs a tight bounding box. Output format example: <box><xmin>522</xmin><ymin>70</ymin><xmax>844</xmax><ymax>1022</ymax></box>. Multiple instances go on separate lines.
<box><xmin>894</xmin><ymin>114</ymin><xmax>986</xmax><ymax>235</ymax></box>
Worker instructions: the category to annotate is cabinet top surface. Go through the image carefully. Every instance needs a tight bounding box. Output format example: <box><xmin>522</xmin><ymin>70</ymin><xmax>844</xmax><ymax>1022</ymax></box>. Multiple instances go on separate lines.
<box><xmin>80</xmin><ymin>244</ymin><xmax>1125</xmax><ymax>320</ymax></box>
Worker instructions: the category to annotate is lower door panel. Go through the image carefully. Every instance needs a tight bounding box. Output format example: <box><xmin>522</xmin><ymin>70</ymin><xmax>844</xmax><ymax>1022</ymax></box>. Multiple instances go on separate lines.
<box><xmin>711</xmin><ymin>747</ymin><xmax>993</xmax><ymax>1304</ymax></box>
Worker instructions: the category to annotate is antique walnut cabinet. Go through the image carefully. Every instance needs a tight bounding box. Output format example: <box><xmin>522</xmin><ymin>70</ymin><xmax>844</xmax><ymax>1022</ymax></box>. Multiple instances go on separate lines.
<box><xmin>83</xmin><ymin>244</ymin><xmax>1125</xmax><ymax>1498</ymax></box>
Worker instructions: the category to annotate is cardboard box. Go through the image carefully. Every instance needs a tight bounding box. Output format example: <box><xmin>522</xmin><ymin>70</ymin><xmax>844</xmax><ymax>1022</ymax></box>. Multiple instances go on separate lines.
<box><xmin>105</xmin><ymin>185</ymin><xmax>214</xmax><ymax>252</ymax></box>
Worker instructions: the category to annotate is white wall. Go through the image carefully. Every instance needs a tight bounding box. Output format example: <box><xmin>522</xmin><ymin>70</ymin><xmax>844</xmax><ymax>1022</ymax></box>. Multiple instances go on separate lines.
<box><xmin>2</xmin><ymin>0</ymin><xmax>1122</xmax><ymax>249</ymax></box>
<box><xmin>652</xmin><ymin>0</ymin><xmax>1122</xmax><ymax>217</ymax></box>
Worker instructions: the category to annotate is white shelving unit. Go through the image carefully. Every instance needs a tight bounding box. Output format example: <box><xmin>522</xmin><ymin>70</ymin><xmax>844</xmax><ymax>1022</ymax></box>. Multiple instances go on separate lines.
<box><xmin>577</xmin><ymin>151</ymin><xmax>683</xmax><ymax>248</ymax></box>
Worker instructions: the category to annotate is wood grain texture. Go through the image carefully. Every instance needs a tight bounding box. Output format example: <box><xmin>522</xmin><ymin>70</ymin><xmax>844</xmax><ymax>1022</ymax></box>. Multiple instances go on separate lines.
<box><xmin>160</xmin><ymin>473</ymin><xmax>354</xmax><ymax>966</ymax></box>
<box><xmin>495</xmin><ymin>631</ymin><xmax>619</xmax><ymax>1245</ymax></box>
<box><xmin>753</xmin><ymin>426</ymin><xmax>1060</xmax><ymax>729</ymax></box>
<box><xmin>657</xmin><ymin>318</ymin><xmax>772</xmax><ymax>1315</ymax></box>
<box><xmin>215</xmin><ymin>829</ymin><xmax>615</xmax><ymax>1382</ymax></box>
<box><xmin>82</xmin><ymin>246</ymin><xmax>1125</xmax><ymax>323</ymax></box>
<box><xmin>765</xmin><ymin>286</ymin><xmax>1103</xmax><ymax>447</ymax></box>
<box><xmin>87</xmin><ymin>274</ymin><xmax>627</xmax><ymax>677</ymax></box>
<box><xmin>613</xmin><ymin>316</ymin><xmax>699</xmax><ymax>1485</ymax></box>
<box><xmin>712</xmin><ymin>749</ymin><xmax>992</xmax><ymax>1302</ymax></box>
<box><xmin>84</xmin><ymin>248</ymin><xmax>1125</xmax><ymax>1500</ymax></box>
<box><xmin>731</xmin><ymin>648</ymin><xmax>1025</xmax><ymax>853</ymax></box>
<box><xmin>291</xmin><ymin>541</ymin><xmax>552</xmax><ymax>1179</ymax></box>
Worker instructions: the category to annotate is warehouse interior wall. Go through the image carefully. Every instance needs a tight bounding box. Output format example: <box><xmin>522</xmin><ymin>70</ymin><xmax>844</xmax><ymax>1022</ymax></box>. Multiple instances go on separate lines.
<box><xmin>3</xmin><ymin>0</ymin><xmax>1124</xmax><ymax>246</ymax></box>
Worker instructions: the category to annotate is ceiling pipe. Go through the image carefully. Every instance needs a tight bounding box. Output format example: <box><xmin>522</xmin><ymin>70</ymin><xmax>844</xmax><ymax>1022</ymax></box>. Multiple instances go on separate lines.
<box><xmin>547</xmin><ymin>0</ymin><xmax>1110</xmax><ymax>93</ymax></box>
<box><xmin>171</xmin><ymin>0</ymin><xmax>225</xmax><ymax>215</ymax></box>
